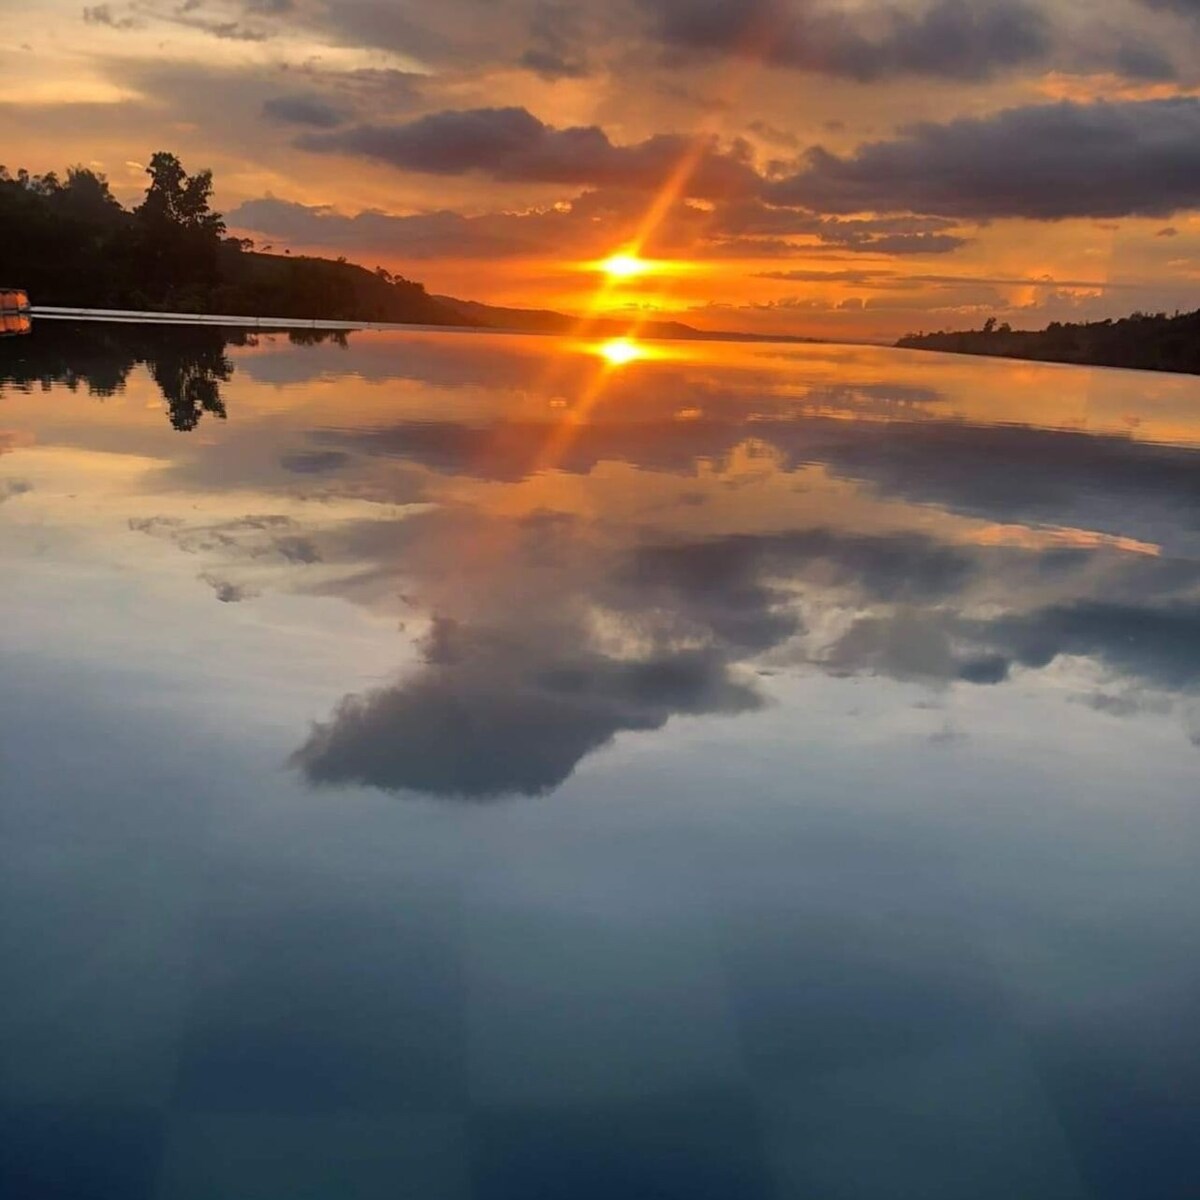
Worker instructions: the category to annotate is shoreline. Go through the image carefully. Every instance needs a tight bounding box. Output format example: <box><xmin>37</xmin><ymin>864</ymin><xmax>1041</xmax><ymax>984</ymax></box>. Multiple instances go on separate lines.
<box><xmin>27</xmin><ymin>305</ymin><xmax>839</xmax><ymax>349</ymax></box>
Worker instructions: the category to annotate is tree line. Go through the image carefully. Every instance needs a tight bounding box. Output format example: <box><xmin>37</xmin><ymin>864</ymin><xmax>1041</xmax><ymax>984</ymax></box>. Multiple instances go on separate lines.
<box><xmin>897</xmin><ymin>309</ymin><xmax>1200</xmax><ymax>375</ymax></box>
<box><xmin>0</xmin><ymin>153</ymin><xmax>469</xmax><ymax>325</ymax></box>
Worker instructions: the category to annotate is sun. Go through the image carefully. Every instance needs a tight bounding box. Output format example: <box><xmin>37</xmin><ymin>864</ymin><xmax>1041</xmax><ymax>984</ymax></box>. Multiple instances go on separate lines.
<box><xmin>598</xmin><ymin>252</ymin><xmax>650</xmax><ymax>279</ymax></box>
<box><xmin>598</xmin><ymin>337</ymin><xmax>644</xmax><ymax>365</ymax></box>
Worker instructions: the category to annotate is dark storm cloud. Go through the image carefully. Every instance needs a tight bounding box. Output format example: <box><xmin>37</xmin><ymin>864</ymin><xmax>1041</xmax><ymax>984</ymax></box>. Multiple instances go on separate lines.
<box><xmin>711</xmin><ymin>203</ymin><xmax>971</xmax><ymax>254</ymax></box>
<box><xmin>519</xmin><ymin>47</ymin><xmax>589</xmax><ymax>77</ymax></box>
<box><xmin>1105</xmin><ymin>39</ymin><xmax>1176</xmax><ymax>81</ymax></box>
<box><xmin>272</xmin><ymin>0</ymin><xmax>1180</xmax><ymax>87</ymax></box>
<box><xmin>297</xmin><ymin>106</ymin><xmax>759</xmax><ymax>197</ymax></box>
<box><xmin>317</xmin><ymin>0</ymin><xmax>458</xmax><ymax>61</ymax></box>
<box><xmin>262</xmin><ymin>94</ymin><xmax>347</xmax><ymax>128</ymax></box>
<box><xmin>770</xmin><ymin>98</ymin><xmax>1200</xmax><ymax>219</ymax></box>
<box><xmin>228</xmin><ymin>196</ymin><xmax>570</xmax><ymax>259</ymax></box>
<box><xmin>520</xmin><ymin>0</ymin><xmax>590</xmax><ymax>77</ymax></box>
<box><xmin>637</xmin><ymin>0</ymin><xmax>1051</xmax><ymax>81</ymax></box>
<box><xmin>285</xmin><ymin>0</ymin><xmax>611</xmax><ymax>77</ymax></box>
<box><xmin>118</xmin><ymin>60</ymin><xmax>424</xmax><ymax>156</ymax></box>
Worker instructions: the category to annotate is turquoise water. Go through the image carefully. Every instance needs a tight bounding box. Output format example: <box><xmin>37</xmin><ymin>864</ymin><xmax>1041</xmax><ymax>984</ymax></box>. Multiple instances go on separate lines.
<box><xmin>2</xmin><ymin>321</ymin><xmax>1199</xmax><ymax>1198</ymax></box>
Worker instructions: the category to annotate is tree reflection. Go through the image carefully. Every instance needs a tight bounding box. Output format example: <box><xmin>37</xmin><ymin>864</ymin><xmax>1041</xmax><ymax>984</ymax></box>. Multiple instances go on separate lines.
<box><xmin>145</xmin><ymin>333</ymin><xmax>232</xmax><ymax>431</ymax></box>
<box><xmin>287</xmin><ymin>328</ymin><xmax>349</xmax><ymax>348</ymax></box>
<box><xmin>0</xmin><ymin>319</ymin><xmax>246</xmax><ymax>431</ymax></box>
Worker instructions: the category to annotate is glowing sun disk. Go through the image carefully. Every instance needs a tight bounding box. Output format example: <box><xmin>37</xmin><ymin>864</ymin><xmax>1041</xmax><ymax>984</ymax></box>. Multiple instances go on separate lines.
<box><xmin>599</xmin><ymin>253</ymin><xmax>650</xmax><ymax>279</ymax></box>
<box><xmin>598</xmin><ymin>338</ymin><xmax>644</xmax><ymax>365</ymax></box>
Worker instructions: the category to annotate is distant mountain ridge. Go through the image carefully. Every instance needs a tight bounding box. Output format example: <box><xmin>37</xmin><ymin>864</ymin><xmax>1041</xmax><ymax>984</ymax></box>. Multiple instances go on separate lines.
<box><xmin>432</xmin><ymin>295</ymin><xmax>701</xmax><ymax>339</ymax></box>
<box><xmin>433</xmin><ymin>295</ymin><xmax>818</xmax><ymax>344</ymax></box>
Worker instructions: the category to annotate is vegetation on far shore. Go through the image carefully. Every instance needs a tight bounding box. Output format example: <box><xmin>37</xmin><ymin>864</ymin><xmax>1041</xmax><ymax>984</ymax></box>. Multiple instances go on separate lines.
<box><xmin>897</xmin><ymin>310</ymin><xmax>1200</xmax><ymax>375</ymax></box>
<box><xmin>0</xmin><ymin>153</ymin><xmax>468</xmax><ymax>326</ymax></box>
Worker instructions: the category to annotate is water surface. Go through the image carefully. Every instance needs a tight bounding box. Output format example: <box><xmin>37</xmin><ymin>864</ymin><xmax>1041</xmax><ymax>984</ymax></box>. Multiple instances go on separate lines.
<box><xmin>2</xmin><ymin>321</ymin><xmax>1199</xmax><ymax>1199</ymax></box>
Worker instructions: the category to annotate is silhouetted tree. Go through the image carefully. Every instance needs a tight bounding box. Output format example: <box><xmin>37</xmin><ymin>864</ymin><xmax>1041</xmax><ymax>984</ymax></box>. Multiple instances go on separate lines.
<box><xmin>57</xmin><ymin>166</ymin><xmax>123</xmax><ymax>225</ymax></box>
<box><xmin>0</xmin><ymin>153</ymin><xmax>469</xmax><ymax>324</ymax></box>
<box><xmin>133</xmin><ymin>152</ymin><xmax>226</xmax><ymax>305</ymax></box>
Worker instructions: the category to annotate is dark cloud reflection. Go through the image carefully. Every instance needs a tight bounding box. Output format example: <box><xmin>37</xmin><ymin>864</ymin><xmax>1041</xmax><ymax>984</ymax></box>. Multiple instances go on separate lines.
<box><xmin>295</xmin><ymin>642</ymin><xmax>762</xmax><ymax>798</ymax></box>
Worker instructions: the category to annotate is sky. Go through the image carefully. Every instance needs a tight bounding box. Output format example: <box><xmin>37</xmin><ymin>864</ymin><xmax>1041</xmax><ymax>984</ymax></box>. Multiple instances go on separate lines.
<box><xmin>5</xmin><ymin>0</ymin><xmax>1200</xmax><ymax>337</ymax></box>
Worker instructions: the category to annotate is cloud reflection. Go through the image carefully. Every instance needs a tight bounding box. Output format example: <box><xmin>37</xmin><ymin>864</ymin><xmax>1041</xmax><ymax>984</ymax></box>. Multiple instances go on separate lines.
<box><xmin>295</xmin><ymin>620</ymin><xmax>763</xmax><ymax>798</ymax></box>
<box><xmin>291</xmin><ymin>507</ymin><xmax>1200</xmax><ymax>797</ymax></box>
<box><xmin>10</xmin><ymin>323</ymin><xmax>1200</xmax><ymax>799</ymax></box>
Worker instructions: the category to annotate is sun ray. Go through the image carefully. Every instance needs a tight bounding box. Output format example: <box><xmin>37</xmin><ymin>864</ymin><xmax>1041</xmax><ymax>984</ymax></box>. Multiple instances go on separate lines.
<box><xmin>530</xmin><ymin>13</ymin><xmax>783</xmax><ymax>476</ymax></box>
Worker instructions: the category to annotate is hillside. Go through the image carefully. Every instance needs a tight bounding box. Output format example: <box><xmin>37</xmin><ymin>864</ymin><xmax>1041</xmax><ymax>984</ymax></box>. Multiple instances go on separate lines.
<box><xmin>0</xmin><ymin>154</ymin><xmax>470</xmax><ymax>328</ymax></box>
<box><xmin>210</xmin><ymin>250</ymin><xmax>469</xmax><ymax>325</ymax></box>
<box><xmin>433</xmin><ymin>296</ymin><xmax>703</xmax><ymax>340</ymax></box>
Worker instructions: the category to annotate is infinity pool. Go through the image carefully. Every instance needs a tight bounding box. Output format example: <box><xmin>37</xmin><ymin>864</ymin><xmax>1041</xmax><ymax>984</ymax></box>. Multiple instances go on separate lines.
<box><xmin>2</xmin><ymin>321</ymin><xmax>1198</xmax><ymax>1199</ymax></box>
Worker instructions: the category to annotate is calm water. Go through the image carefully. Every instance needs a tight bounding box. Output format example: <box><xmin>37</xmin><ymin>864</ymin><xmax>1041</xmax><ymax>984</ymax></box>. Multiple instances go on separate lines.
<box><xmin>2</xmin><ymin>320</ymin><xmax>1199</xmax><ymax>1199</ymax></box>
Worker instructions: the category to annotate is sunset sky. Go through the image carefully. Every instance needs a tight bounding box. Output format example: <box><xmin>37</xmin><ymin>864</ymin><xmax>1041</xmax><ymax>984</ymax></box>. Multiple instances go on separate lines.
<box><xmin>6</xmin><ymin>0</ymin><xmax>1200</xmax><ymax>337</ymax></box>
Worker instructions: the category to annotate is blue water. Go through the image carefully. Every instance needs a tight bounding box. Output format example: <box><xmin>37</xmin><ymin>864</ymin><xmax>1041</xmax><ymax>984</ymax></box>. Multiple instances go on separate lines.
<box><xmin>2</xmin><ymin>321</ymin><xmax>1199</xmax><ymax>1199</ymax></box>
